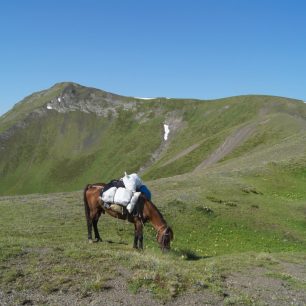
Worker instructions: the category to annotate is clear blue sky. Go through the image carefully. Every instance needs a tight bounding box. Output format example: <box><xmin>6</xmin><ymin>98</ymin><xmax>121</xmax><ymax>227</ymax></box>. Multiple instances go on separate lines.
<box><xmin>1</xmin><ymin>0</ymin><xmax>305</xmax><ymax>115</ymax></box>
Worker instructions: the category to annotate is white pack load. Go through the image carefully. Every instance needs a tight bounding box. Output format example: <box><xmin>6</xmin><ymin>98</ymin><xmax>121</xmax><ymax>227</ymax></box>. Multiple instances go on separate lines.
<box><xmin>127</xmin><ymin>192</ymin><xmax>141</xmax><ymax>213</ymax></box>
<box><xmin>130</xmin><ymin>173</ymin><xmax>142</xmax><ymax>189</ymax></box>
<box><xmin>101</xmin><ymin>187</ymin><xmax>117</xmax><ymax>203</ymax></box>
<box><xmin>114</xmin><ymin>187</ymin><xmax>133</xmax><ymax>206</ymax></box>
<box><xmin>122</xmin><ymin>172</ymin><xmax>142</xmax><ymax>192</ymax></box>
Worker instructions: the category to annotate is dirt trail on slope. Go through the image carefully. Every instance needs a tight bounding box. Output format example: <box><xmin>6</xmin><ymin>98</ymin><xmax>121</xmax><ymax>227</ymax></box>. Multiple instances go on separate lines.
<box><xmin>161</xmin><ymin>143</ymin><xmax>201</xmax><ymax>167</ymax></box>
<box><xmin>194</xmin><ymin>122</ymin><xmax>257</xmax><ymax>172</ymax></box>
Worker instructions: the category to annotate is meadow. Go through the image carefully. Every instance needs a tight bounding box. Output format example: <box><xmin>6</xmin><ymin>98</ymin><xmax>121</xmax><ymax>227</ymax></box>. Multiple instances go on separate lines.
<box><xmin>1</xmin><ymin>167</ymin><xmax>306</xmax><ymax>305</ymax></box>
<box><xmin>1</xmin><ymin>84</ymin><xmax>306</xmax><ymax>304</ymax></box>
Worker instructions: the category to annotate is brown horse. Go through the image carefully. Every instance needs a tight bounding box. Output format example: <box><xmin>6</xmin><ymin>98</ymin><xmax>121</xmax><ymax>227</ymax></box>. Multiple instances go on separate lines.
<box><xmin>83</xmin><ymin>183</ymin><xmax>173</xmax><ymax>251</ymax></box>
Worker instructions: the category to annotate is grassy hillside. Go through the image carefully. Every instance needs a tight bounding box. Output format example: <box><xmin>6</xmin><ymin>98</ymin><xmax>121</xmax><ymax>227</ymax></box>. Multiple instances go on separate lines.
<box><xmin>1</xmin><ymin>83</ymin><xmax>306</xmax><ymax>304</ymax></box>
<box><xmin>1</xmin><ymin>112</ymin><xmax>168</xmax><ymax>194</ymax></box>
<box><xmin>1</xmin><ymin>82</ymin><xmax>305</xmax><ymax>195</ymax></box>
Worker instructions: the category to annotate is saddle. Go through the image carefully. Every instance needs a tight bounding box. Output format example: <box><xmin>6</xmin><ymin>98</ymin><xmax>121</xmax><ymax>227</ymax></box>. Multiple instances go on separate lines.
<box><xmin>107</xmin><ymin>196</ymin><xmax>145</xmax><ymax>220</ymax></box>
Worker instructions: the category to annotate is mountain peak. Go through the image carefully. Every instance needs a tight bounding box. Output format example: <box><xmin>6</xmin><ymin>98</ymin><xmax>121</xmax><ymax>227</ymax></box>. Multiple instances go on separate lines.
<box><xmin>44</xmin><ymin>82</ymin><xmax>136</xmax><ymax>116</ymax></box>
<box><xmin>51</xmin><ymin>81</ymin><xmax>83</xmax><ymax>90</ymax></box>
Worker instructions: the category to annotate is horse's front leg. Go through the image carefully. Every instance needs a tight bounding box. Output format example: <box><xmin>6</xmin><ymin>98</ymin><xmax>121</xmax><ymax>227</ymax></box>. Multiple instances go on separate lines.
<box><xmin>133</xmin><ymin>221</ymin><xmax>143</xmax><ymax>250</ymax></box>
<box><xmin>138</xmin><ymin>226</ymin><xmax>143</xmax><ymax>249</ymax></box>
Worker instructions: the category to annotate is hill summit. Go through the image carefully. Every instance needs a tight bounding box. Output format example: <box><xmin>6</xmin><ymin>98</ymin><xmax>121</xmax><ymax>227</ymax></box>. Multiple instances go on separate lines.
<box><xmin>1</xmin><ymin>82</ymin><xmax>306</xmax><ymax>195</ymax></box>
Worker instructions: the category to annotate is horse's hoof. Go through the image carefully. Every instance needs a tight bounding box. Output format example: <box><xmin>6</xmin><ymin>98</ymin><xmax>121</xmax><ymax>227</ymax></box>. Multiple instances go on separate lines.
<box><xmin>88</xmin><ymin>239</ymin><xmax>93</xmax><ymax>244</ymax></box>
<box><xmin>93</xmin><ymin>238</ymin><xmax>102</xmax><ymax>243</ymax></box>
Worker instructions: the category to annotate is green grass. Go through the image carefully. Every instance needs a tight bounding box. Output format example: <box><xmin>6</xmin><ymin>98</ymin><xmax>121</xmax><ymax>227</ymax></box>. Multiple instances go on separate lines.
<box><xmin>1</xmin><ymin>168</ymin><xmax>306</xmax><ymax>303</ymax></box>
<box><xmin>0</xmin><ymin>109</ymin><xmax>164</xmax><ymax>194</ymax></box>
<box><xmin>1</xmin><ymin>83</ymin><xmax>306</xmax><ymax>303</ymax></box>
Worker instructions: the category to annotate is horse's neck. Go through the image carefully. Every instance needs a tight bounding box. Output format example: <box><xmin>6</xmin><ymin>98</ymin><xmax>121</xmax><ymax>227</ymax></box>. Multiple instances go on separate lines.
<box><xmin>145</xmin><ymin>200</ymin><xmax>167</xmax><ymax>231</ymax></box>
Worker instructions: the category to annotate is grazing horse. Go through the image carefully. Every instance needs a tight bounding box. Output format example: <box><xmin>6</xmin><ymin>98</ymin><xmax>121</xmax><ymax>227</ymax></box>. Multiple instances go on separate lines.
<box><xmin>83</xmin><ymin>183</ymin><xmax>173</xmax><ymax>251</ymax></box>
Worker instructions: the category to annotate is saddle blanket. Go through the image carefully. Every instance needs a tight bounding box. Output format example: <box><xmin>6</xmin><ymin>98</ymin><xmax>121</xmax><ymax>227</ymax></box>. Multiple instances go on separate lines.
<box><xmin>101</xmin><ymin>186</ymin><xmax>141</xmax><ymax>214</ymax></box>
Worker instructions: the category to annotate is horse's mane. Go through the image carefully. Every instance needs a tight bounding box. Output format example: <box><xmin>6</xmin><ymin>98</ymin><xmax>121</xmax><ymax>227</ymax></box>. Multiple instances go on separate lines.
<box><xmin>145</xmin><ymin>198</ymin><xmax>166</xmax><ymax>222</ymax></box>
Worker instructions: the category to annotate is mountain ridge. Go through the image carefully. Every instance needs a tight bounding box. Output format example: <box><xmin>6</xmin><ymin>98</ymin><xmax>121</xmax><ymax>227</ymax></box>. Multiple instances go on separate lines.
<box><xmin>1</xmin><ymin>82</ymin><xmax>306</xmax><ymax>195</ymax></box>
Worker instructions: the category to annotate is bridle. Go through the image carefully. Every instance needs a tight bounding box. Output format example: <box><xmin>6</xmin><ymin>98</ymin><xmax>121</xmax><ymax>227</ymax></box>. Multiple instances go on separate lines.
<box><xmin>156</xmin><ymin>224</ymin><xmax>166</xmax><ymax>238</ymax></box>
<box><xmin>156</xmin><ymin>225</ymin><xmax>171</xmax><ymax>249</ymax></box>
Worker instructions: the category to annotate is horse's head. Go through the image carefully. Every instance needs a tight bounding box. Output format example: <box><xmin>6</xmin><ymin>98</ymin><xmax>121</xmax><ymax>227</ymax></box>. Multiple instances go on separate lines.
<box><xmin>157</xmin><ymin>226</ymin><xmax>174</xmax><ymax>252</ymax></box>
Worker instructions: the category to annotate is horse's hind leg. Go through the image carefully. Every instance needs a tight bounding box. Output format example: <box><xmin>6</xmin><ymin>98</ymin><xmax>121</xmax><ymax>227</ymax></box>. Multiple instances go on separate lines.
<box><xmin>92</xmin><ymin>214</ymin><xmax>102</xmax><ymax>242</ymax></box>
<box><xmin>86</xmin><ymin>218</ymin><xmax>93</xmax><ymax>243</ymax></box>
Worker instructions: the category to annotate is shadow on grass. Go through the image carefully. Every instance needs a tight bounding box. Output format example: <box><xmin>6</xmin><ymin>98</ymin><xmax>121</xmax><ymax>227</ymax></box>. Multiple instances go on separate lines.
<box><xmin>105</xmin><ymin>239</ymin><xmax>128</xmax><ymax>245</ymax></box>
<box><xmin>171</xmin><ymin>249</ymin><xmax>211</xmax><ymax>261</ymax></box>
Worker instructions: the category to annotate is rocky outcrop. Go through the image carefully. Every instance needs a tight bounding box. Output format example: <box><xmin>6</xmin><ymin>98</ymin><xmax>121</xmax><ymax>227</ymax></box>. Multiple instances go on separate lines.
<box><xmin>0</xmin><ymin>83</ymin><xmax>141</xmax><ymax>150</ymax></box>
<box><xmin>45</xmin><ymin>83</ymin><xmax>138</xmax><ymax>117</ymax></box>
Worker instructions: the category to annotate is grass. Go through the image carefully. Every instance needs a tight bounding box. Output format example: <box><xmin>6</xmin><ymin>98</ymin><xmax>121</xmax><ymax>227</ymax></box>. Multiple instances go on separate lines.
<box><xmin>266</xmin><ymin>272</ymin><xmax>306</xmax><ymax>290</ymax></box>
<box><xmin>0</xmin><ymin>109</ymin><xmax>164</xmax><ymax>195</ymax></box>
<box><xmin>1</xmin><ymin>168</ymin><xmax>306</xmax><ymax>303</ymax></box>
<box><xmin>1</xmin><ymin>84</ymin><xmax>306</xmax><ymax>303</ymax></box>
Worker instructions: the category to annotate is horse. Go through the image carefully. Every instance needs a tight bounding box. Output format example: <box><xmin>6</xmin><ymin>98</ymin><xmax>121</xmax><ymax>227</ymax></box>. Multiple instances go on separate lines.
<box><xmin>83</xmin><ymin>183</ymin><xmax>174</xmax><ymax>251</ymax></box>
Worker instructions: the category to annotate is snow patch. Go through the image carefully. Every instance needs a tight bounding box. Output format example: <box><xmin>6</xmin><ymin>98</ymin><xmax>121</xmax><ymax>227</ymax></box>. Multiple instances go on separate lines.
<box><xmin>134</xmin><ymin>97</ymin><xmax>155</xmax><ymax>100</ymax></box>
<box><xmin>134</xmin><ymin>97</ymin><xmax>173</xmax><ymax>100</ymax></box>
<box><xmin>47</xmin><ymin>105</ymin><xmax>53</xmax><ymax>110</ymax></box>
<box><xmin>57</xmin><ymin>97</ymin><xmax>61</xmax><ymax>102</ymax></box>
<box><xmin>164</xmin><ymin>124</ymin><xmax>170</xmax><ymax>141</ymax></box>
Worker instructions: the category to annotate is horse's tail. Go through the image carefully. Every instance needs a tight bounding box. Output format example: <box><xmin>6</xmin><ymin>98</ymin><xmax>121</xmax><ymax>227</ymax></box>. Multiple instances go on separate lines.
<box><xmin>83</xmin><ymin>184</ymin><xmax>92</xmax><ymax>223</ymax></box>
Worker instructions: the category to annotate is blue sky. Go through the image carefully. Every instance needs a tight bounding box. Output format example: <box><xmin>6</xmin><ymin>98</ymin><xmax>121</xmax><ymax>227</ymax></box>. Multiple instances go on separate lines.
<box><xmin>1</xmin><ymin>0</ymin><xmax>305</xmax><ymax>115</ymax></box>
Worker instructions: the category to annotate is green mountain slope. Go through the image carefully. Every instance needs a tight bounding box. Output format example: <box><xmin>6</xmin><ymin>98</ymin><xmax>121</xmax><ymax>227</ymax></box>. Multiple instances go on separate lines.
<box><xmin>1</xmin><ymin>83</ymin><xmax>306</xmax><ymax>304</ymax></box>
<box><xmin>0</xmin><ymin>82</ymin><xmax>305</xmax><ymax>195</ymax></box>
